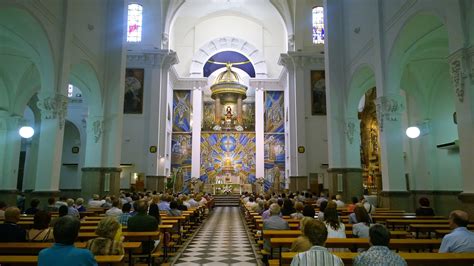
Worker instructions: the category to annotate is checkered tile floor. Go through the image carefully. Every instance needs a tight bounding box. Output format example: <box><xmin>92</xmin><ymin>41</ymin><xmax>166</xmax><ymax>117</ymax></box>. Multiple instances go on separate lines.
<box><xmin>174</xmin><ymin>207</ymin><xmax>258</xmax><ymax>265</ymax></box>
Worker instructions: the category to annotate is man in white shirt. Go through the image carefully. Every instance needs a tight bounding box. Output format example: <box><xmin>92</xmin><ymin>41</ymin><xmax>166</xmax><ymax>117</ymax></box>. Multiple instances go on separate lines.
<box><xmin>105</xmin><ymin>199</ymin><xmax>123</xmax><ymax>217</ymax></box>
<box><xmin>439</xmin><ymin>210</ymin><xmax>474</xmax><ymax>253</ymax></box>
<box><xmin>88</xmin><ymin>194</ymin><xmax>105</xmax><ymax>208</ymax></box>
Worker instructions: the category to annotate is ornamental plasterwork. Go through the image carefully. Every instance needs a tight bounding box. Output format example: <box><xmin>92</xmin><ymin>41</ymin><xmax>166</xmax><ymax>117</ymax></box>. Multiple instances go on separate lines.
<box><xmin>449</xmin><ymin>59</ymin><xmax>464</xmax><ymax>103</ymax></box>
<box><xmin>375</xmin><ymin>96</ymin><xmax>404</xmax><ymax>132</ymax></box>
<box><xmin>127</xmin><ymin>51</ymin><xmax>178</xmax><ymax>69</ymax></box>
<box><xmin>345</xmin><ymin>119</ymin><xmax>357</xmax><ymax>145</ymax></box>
<box><xmin>37</xmin><ymin>93</ymin><xmax>68</xmax><ymax>129</ymax></box>
<box><xmin>91</xmin><ymin>118</ymin><xmax>104</xmax><ymax>143</ymax></box>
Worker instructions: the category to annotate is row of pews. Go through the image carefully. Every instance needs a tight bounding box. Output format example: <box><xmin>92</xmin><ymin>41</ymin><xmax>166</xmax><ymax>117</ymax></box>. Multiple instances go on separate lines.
<box><xmin>0</xmin><ymin>202</ymin><xmax>212</xmax><ymax>266</ymax></box>
<box><xmin>241</xmin><ymin>201</ymin><xmax>474</xmax><ymax>266</ymax></box>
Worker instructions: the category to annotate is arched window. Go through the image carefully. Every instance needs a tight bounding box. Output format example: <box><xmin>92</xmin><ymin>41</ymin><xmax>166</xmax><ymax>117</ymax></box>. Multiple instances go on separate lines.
<box><xmin>312</xmin><ymin>6</ymin><xmax>324</xmax><ymax>44</ymax></box>
<box><xmin>127</xmin><ymin>3</ymin><xmax>143</xmax><ymax>42</ymax></box>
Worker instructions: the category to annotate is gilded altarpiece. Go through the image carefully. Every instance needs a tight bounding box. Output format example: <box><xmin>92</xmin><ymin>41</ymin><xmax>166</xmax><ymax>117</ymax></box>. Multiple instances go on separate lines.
<box><xmin>264</xmin><ymin>91</ymin><xmax>285</xmax><ymax>192</ymax></box>
<box><xmin>171</xmin><ymin>90</ymin><xmax>192</xmax><ymax>192</ymax></box>
<box><xmin>359</xmin><ymin>88</ymin><xmax>382</xmax><ymax>194</ymax></box>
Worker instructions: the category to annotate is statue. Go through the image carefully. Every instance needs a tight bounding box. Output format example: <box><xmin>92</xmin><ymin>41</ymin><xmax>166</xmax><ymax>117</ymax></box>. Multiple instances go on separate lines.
<box><xmin>226</xmin><ymin>106</ymin><xmax>233</xmax><ymax>120</ymax></box>
<box><xmin>174</xmin><ymin>168</ymin><xmax>184</xmax><ymax>193</ymax></box>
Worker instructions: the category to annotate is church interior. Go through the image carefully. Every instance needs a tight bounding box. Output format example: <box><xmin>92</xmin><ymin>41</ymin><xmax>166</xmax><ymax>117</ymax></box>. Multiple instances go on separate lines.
<box><xmin>0</xmin><ymin>0</ymin><xmax>474</xmax><ymax>265</ymax></box>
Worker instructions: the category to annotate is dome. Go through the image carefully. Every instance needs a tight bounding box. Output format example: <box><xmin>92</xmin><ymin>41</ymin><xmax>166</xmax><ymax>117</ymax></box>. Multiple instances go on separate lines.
<box><xmin>210</xmin><ymin>64</ymin><xmax>247</xmax><ymax>102</ymax></box>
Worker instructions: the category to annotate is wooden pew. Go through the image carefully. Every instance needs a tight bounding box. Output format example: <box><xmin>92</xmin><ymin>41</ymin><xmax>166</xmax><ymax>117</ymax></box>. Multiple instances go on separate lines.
<box><xmin>0</xmin><ymin>255</ymin><xmax>124</xmax><ymax>265</ymax></box>
<box><xmin>386</xmin><ymin>219</ymin><xmax>449</xmax><ymax>230</ymax></box>
<box><xmin>262</xmin><ymin>230</ymin><xmax>409</xmax><ymax>239</ymax></box>
<box><xmin>410</xmin><ymin>224</ymin><xmax>474</xmax><ymax>238</ymax></box>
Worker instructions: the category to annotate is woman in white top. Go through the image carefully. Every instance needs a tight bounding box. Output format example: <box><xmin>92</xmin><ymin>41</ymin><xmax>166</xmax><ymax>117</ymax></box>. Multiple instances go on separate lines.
<box><xmin>323</xmin><ymin>207</ymin><xmax>347</xmax><ymax>252</ymax></box>
<box><xmin>352</xmin><ymin>205</ymin><xmax>371</xmax><ymax>239</ymax></box>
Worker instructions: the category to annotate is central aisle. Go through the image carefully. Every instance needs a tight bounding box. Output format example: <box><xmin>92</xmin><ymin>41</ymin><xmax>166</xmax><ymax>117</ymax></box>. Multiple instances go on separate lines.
<box><xmin>174</xmin><ymin>206</ymin><xmax>258</xmax><ymax>265</ymax></box>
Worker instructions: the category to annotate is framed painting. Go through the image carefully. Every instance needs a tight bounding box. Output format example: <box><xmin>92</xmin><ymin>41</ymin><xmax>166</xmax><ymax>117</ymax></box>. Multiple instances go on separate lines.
<box><xmin>311</xmin><ymin>70</ymin><xmax>326</xmax><ymax>115</ymax></box>
<box><xmin>124</xmin><ymin>68</ymin><xmax>144</xmax><ymax>114</ymax></box>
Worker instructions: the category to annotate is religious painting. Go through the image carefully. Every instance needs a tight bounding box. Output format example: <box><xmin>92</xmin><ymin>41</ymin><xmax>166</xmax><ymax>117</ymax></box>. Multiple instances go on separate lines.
<box><xmin>265</xmin><ymin>91</ymin><xmax>284</xmax><ymax>133</ymax></box>
<box><xmin>264</xmin><ymin>134</ymin><xmax>285</xmax><ymax>192</ymax></box>
<box><xmin>242</xmin><ymin>103</ymin><xmax>255</xmax><ymax>131</ymax></box>
<box><xmin>124</xmin><ymin>68</ymin><xmax>144</xmax><ymax>114</ymax></box>
<box><xmin>173</xmin><ymin>90</ymin><xmax>192</xmax><ymax>132</ymax></box>
<box><xmin>200</xmin><ymin>133</ymin><xmax>256</xmax><ymax>184</ymax></box>
<box><xmin>201</xmin><ymin>101</ymin><xmax>255</xmax><ymax>132</ymax></box>
<box><xmin>311</xmin><ymin>70</ymin><xmax>327</xmax><ymax>115</ymax></box>
<box><xmin>171</xmin><ymin>133</ymin><xmax>192</xmax><ymax>192</ymax></box>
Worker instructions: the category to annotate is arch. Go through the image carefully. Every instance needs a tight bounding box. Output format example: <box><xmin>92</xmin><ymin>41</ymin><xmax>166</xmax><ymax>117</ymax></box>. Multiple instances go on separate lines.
<box><xmin>0</xmin><ymin>7</ymin><xmax>55</xmax><ymax>95</ymax></box>
<box><xmin>69</xmin><ymin>60</ymin><xmax>103</xmax><ymax>114</ymax></box>
<box><xmin>346</xmin><ymin>64</ymin><xmax>376</xmax><ymax>116</ymax></box>
<box><xmin>189</xmin><ymin>37</ymin><xmax>268</xmax><ymax>78</ymax></box>
<box><xmin>386</xmin><ymin>11</ymin><xmax>448</xmax><ymax>94</ymax></box>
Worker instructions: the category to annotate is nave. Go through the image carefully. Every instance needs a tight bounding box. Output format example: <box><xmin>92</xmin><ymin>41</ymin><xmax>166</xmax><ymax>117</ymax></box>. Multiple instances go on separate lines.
<box><xmin>174</xmin><ymin>207</ymin><xmax>258</xmax><ymax>266</ymax></box>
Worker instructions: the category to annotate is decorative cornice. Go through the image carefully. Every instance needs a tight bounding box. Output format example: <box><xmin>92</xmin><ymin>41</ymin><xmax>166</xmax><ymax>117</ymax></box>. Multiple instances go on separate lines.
<box><xmin>127</xmin><ymin>50</ymin><xmax>179</xmax><ymax>69</ymax></box>
<box><xmin>279</xmin><ymin>52</ymin><xmax>325</xmax><ymax>70</ymax></box>
<box><xmin>327</xmin><ymin>168</ymin><xmax>363</xmax><ymax>173</ymax></box>
<box><xmin>447</xmin><ymin>47</ymin><xmax>474</xmax><ymax>103</ymax></box>
<box><xmin>82</xmin><ymin>167</ymin><xmax>122</xmax><ymax>172</ymax></box>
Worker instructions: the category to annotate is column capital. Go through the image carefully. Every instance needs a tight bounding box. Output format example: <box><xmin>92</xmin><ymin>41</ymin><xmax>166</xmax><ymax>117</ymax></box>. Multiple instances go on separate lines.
<box><xmin>36</xmin><ymin>92</ymin><xmax>68</xmax><ymax>129</ymax></box>
<box><xmin>447</xmin><ymin>46</ymin><xmax>474</xmax><ymax>103</ymax></box>
<box><xmin>127</xmin><ymin>50</ymin><xmax>179</xmax><ymax>70</ymax></box>
<box><xmin>375</xmin><ymin>95</ymin><xmax>404</xmax><ymax>132</ymax></box>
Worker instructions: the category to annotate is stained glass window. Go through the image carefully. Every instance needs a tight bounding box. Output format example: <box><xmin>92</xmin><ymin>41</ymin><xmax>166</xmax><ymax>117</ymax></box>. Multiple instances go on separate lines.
<box><xmin>312</xmin><ymin>6</ymin><xmax>324</xmax><ymax>44</ymax></box>
<box><xmin>127</xmin><ymin>4</ymin><xmax>143</xmax><ymax>42</ymax></box>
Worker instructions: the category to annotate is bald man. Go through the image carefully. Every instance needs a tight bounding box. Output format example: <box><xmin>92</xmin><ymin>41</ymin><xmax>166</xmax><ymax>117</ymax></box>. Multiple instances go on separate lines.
<box><xmin>439</xmin><ymin>210</ymin><xmax>474</xmax><ymax>253</ymax></box>
<box><xmin>0</xmin><ymin>207</ymin><xmax>27</xmax><ymax>242</ymax></box>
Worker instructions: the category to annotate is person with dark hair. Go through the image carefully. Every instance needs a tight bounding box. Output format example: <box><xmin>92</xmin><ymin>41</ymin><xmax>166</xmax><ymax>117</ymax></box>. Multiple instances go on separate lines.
<box><xmin>347</xmin><ymin>196</ymin><xmax>358</xmax><ymax>212</ymax></box>
<box><xmin>58</xmin><ymin>205</ymin><xmax>69</xmax><ymax>217</ymax></box>
<box><xmin>105</xmin><ymin>198</ymin><xmax>122</xmax><ymax>217</ymax></box>
<box><xmin>47</xmin><ymin>197</ymin><xmax>58</xmax><ymax>212</ymax></box>
<box><xmin>290</xmin><ymin>219</ymin><xmax>343</xmax><ymax>265</ymax></box>
<box><xmin>302</xmin><ymin>205</ymin><xmax>315</xmax><ymax>218</ymax></box>
<box><xmin>353</xmin><ymin>224</ymin><xmax>406</xmax><ymax>265</ymax></box>
<box><xmin>168</xmin><ymin>201</ymin><xmax>182</xmax><ymax>217</ymax></box>
<box><xmin>17</xmin><ymin>193</ymin><xmax>26</xmax><ymax>212</ymax></box>
<box><xmin>317</xmin><ymin>200</ymin><xmax>328</xmax><ymax>221</ymax></box>
<box><xmin>323</xmin><ymin>207</ymin><xmax>346</xmax><ymax>249</ymax></box>
<box><xmin>352</xmin><ymin>206</ymin><xmax>372</xmax><ymax>239</ymax></box>
<box><xmin>148</xmin><ymin>203</ymin><xmax>161</xmax><ymax>224</ymax></box>
<box><xmin>25</xmin><ymin>198</ymin><xmax>40</xmax><ymax>215</ymax></box>
<box><xmin>0</xmin><ymin>207</ymin><xmax>27</xmax><ymax>242</ymax></box>
<box><xmin>28</xmin><ymin>210</ymin><xmax>53</xmax><ymax>242</ymax></box>
<box><xmin>118</xmin><ymin>203</ymin><xmax>132</xmax><ymax>226</ymax></box>
<box><xmin>38</xmin><ymin>216</ymin><xmax>97</xmax><ymax>266</ymax></box>
<box><xmin>128</xmin><ymin>200</ymin><xmax>158</xmax><ymax>254</ymax></box>
<box><xmin>0</xmin><ymin>201</ymin><xmax>6</xmax><ymax>219</ymax></box>
<box><xmin>439</xmin><ymin>210</ymin><xmax>474</xmax><ymax>253</ymax></box>
<box><xmin>281</xmin><ymin>199</ymin><xmax>296</xmax><ymax>216</ymax></box>
<box><xmin>415</xmin><ymin>197</ymin><xmax>435</xmax><ymax>216</ymax></box>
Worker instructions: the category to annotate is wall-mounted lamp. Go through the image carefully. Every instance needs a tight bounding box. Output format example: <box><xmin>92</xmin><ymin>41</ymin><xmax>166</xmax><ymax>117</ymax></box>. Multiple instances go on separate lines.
<box><xmin>406</xmin><ymin>126</ymin><xmax>420</xmax><ymax>139</ymax></box>
<box><xmin>19</xmin><ymin>126</ymin><xmax>35</xmax><ymax>138</ymax></box>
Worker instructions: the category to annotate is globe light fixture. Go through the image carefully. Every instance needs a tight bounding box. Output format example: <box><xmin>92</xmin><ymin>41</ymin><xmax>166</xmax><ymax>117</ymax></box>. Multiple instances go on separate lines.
<box><xmin>406</xmin><ymin>126</ymin><xmax>420</xmax><ymax>139</ymax></box>
<box><xmin>19</xmin><ymin>126</ymin><xmax>35</xmax><ymax>138</ymax></box>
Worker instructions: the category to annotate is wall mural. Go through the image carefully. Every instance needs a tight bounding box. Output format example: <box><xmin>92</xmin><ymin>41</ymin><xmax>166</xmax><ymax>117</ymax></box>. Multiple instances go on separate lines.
<box><xmin>265</xmin><ymin>91</ymin><xmax>284</xmax><ymax>132</ymax></box>
<box><xmin>124</xmin><ymin>68</ymin><xmax>144</xmax><ymax>114</ymax></box>
<box><xmin>264</xmin><ymin>91</ymin><xmax>285</xmax><ymax>192</ymax></box>
<box><xmin>200</xmin><ymin>133</ymin><xmax>256</xmax><ymax>185</ymax></box>
<box><xmin>264</xmin><ymin>134</ymin><xmax>285</xmax><ymax>191</ymax></box>
<box><xmin>173</xmin><ymin>90</ymin><xmax>192</xmax><ymax>132</ymax></box>
<box><xmin>171</xmin><ymin>133</ymin><xmax>192</xmax><ymax>193</ymax></box>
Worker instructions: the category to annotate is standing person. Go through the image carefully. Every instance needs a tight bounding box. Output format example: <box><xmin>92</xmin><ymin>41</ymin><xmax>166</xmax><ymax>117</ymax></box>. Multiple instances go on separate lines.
<box><xmin>439</xmin><ymin>210</ymin><xmax>474</xmax><ymax>253</ymax></box>
<box><xmin>86</xmin><ymin>217</ymin><xmax>124</xmax><ymax>255</ymax></box>
<box><xmin>0</xmin><ymin>207</ymin><xmax>27</xmax><ymax>242</ymax></box>
<box><xmin>290</xmin><ymin>219</ymin><xmax>343</xmax><ymax>266</ymax></box>
<box><xmin>28</xmin><ymin>210</ymin><xmax>54</xmax><ymax>242</ymax></box>
<box><xmin>38</xmin><ymin>216</ymin><xmax>97</xmax><ymax>266</ymax></box>
<box><xmin>353</xmin><ymin>224</ymin><xmax>407</xmax><ymax>265</ymax></box>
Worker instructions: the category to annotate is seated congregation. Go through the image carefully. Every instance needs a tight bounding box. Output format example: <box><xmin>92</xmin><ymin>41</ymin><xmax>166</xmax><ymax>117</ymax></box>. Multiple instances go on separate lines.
<box><xmin>0</xmin><ymin>192</ymin><xmax>213</xmax><ymax>265</ymax></box>
<box><xmin>242</xmin><ymin>191</ymin><xmax>474</xmax><ymax>265</ymax></box>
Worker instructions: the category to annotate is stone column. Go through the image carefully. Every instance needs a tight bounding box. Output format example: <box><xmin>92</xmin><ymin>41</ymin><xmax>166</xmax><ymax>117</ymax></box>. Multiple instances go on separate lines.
<box><xmin>448</xmin><ymin>48</ymin><xmax>474</xmax><ymax>201</ymax></box>
<box><xmin>191</xmin><ymin>86</ymin><xmax>202</xmax><ymax>179</ymax></box>
<box><xmin>82</xmin><ymin>167</ymin><xmax>122</xmax><ymax>197</ymax></box>
<box><xmin>255</xmin><ymin>86</ymin><xmax>265</xmax><ymax>180</ymax></box>
<box><xmin>237</xmin><ymin>96</ymin><xmax>242</xmax><ymax>124</ymax></box>
<box><xmin>0</xmin><ymin>112</ymin><xmax>22</xmax><ymax>203</ymax></box>
<box><xmin>34</xmin><ymin>92</ymin><xmax>68</xmax><ymax>193</ymax></box>
<box><xmin>215</xmin><ymin>97</ymin><xmax>221</xmax><ymax>124</ymax></box>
